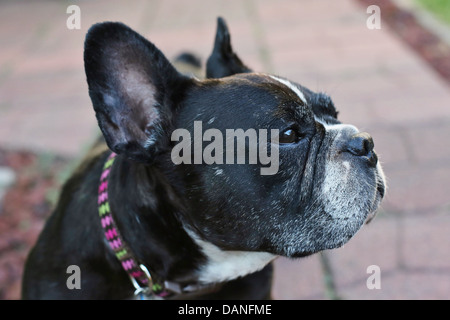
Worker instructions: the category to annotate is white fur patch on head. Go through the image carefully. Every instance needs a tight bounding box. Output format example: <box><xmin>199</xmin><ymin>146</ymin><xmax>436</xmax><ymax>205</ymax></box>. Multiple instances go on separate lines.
<box><xmin>269</xmin><ymin>75</ymin><xmax>307</xmax><ymax>105</ymax></box>
<box><xmin>185</xmin><ymin>229</ymin><xmax>276</xmax><ymax>284</ymax></box>
<box><xmin>318</xmin><ymin>121</ymin><xmax>359</xmax><ymax>133</ymax></box>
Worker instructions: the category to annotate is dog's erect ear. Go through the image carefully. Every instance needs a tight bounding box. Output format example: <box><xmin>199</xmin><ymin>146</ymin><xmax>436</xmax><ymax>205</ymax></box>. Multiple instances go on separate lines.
<box><xmin>84</xmin><ymin>22</ymin><xmax>191</xmax><ymax>162</ymax></box>
<box><xmin>206</xmin><ymin>17</ymin><xmax>252</xmax><ymax>79</ymax></box>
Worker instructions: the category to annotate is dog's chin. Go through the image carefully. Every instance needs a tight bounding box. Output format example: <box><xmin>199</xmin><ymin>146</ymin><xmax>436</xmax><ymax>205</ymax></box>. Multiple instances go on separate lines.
<box><xmin>281</xmin><ymin>190</ymin><xmax>385</xmax><ymax>258</ymax></box>
<box><xmin>286</xmin><ymin>217</ymin><xmax>367</xmax><ymax>258</ymax></box>
<box><xmin>325</xmin><ymin>193</ymin><xmax>385</xmax><ymax>251</ymax></box>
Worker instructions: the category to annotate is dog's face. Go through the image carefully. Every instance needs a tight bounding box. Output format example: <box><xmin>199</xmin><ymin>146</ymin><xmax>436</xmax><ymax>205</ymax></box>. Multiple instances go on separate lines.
<box><xmin>84</xmin><ymin>19</ymin><xmax>385</xmax><ymax>259</ymax></box>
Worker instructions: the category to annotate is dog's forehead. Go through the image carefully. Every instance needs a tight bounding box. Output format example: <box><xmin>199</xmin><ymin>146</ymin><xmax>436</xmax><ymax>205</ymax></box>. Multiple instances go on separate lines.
<box><xmin>224</xmin><ymin>73</ymin><xmax>338</xmax><ymax>122</ymax></box>
<box><xmin>229</xmin><ymin>73</ymin><xmax>307</xmax><ymax>105</ymax></box>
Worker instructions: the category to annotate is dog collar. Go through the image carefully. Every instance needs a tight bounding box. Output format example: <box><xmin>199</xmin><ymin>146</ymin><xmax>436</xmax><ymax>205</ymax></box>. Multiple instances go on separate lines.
<box><xmin>98</xmin><ymin>152</ymin><xmax>220</xmax><ymax>299</ymax></box>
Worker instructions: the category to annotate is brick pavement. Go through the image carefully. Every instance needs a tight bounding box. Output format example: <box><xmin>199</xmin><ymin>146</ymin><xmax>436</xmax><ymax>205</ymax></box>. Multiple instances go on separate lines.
<box><xmin>0</xmin><ymin>0</ymin><xmax>449</xmax><ymax>299</ymax></box>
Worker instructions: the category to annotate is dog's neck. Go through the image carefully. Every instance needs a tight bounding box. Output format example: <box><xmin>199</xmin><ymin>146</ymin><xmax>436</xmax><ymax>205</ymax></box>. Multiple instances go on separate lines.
<box><xmin>106</xmin><ymin>154</ymin><xmax>203</xmax><ymax>285</ymax></box>
<box><xmin>104</xmin><ymin>153</ymin><xmax>275</xmax><ymax>295</ymax></box>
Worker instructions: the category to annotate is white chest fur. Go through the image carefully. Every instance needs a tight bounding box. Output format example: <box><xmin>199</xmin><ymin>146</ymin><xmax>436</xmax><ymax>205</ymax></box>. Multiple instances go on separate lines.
<box><xmin>186</xmin><ymin>229</ymin><xmax>276</xmax><ymax>284</ymax></box>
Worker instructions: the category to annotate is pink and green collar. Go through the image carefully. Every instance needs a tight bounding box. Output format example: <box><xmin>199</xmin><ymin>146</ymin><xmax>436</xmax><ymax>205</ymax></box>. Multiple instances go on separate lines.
<box><xmin>98</xmin><ymin>152</ymin><xmax>170</xmax><ymax>298</ymax></box>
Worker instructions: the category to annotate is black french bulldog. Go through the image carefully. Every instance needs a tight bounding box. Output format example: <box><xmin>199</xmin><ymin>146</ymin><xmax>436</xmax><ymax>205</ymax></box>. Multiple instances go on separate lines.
<box><xmin>22</xmin><ymin>17</ymin><xmax>385</xmax><ymax>299</ymax></box>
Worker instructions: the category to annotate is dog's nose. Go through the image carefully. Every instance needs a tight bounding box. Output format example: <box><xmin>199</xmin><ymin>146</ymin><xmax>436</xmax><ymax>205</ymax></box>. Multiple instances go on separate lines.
<box><xmin>345</xmin><ymin>132</ymin><xmax>377</xmax><ymax>166</ymax></box>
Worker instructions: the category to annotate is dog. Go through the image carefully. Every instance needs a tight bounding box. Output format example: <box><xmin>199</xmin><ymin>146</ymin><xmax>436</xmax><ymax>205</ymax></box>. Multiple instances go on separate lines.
<box><xmin>22</xmin><ymin>17</ymin><xmax>385</xmax><ymax>299</ymax></box>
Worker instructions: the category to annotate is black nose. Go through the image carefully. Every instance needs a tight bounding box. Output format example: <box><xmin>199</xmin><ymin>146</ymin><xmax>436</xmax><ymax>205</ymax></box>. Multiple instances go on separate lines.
<box><xmin>345</xmin><ymin>132</ymin><xmax>377</xmax><ymax>166</ymax></box>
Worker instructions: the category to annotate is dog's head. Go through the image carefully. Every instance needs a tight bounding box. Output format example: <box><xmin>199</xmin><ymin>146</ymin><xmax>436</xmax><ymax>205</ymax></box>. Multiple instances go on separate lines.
<box><xmin>84</xmin><ymin>18</ymin><xmax>385</xmax><ymax>258</ymax></box>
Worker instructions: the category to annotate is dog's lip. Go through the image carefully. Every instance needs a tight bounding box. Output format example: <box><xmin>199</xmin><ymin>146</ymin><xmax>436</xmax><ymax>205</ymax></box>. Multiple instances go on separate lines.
<box><xmin>365</xmin><ymin>184</ymin><xmax>385</xmax><ymax>224</ymax></box>
<box><xmin>376</xmin><ymin>181</ymin><xmax>385</xmax><ymax>199</ymax></box>
<box><xmin>364</xmin><ymin>209</ymin><xmax>377</xmax><ymax>224</ymax></box>
<box><xmin>290</xmin><ymin>251</ymin><xmax>315</xmax><ymax>258</ymax></box>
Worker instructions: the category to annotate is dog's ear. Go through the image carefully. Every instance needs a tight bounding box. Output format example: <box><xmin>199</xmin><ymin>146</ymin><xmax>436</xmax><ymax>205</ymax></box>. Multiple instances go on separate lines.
<box><xmin>206</xmin><ymin>17</ymin><xmax>252</xmax><ymax>79</ymax></box>
<box><xmin>84</xmin><ymin>22</ymin><xmax>191</xmax><ymax>162</ymax></box>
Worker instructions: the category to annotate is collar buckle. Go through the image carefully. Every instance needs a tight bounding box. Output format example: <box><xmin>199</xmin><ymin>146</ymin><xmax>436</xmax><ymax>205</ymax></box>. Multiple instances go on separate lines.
<box><xmin>130</xmin><ymin>264</ymin><xmax>153</xmax><ymax>297</ymax></box>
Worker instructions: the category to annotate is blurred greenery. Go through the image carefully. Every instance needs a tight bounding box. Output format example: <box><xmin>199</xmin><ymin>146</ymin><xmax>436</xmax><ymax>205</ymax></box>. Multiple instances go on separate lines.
<box><xmin>416</xmin><ymin>0</ymin><xmax>450</xmax><ymax>24</ymax></box>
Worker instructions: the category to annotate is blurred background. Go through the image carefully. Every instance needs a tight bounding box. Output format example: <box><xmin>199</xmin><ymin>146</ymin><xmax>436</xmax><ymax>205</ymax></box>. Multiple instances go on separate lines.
<box><xmin>0</xmin><ymin>0</ymin><xmax>449</xmax><ymax>299</ymax></box>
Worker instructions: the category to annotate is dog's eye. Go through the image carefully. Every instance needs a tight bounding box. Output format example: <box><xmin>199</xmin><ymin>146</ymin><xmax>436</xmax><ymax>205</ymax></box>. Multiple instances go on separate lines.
<box><xmin>279</xmin><ymin>128</ymin><xmax>299</xmax><ymax>144</ymax></box>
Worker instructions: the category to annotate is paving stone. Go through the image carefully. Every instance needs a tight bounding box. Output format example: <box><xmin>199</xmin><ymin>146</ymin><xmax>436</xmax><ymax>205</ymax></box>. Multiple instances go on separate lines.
<box><xmin>382</xmin><ymin>162</ymin><xmax>450</xmax><ymax>213</ymax></box>
<box><xmin>272</xmin><ymin>256</ymin><xmax>326</xmax><ymax>299</ymax></box>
